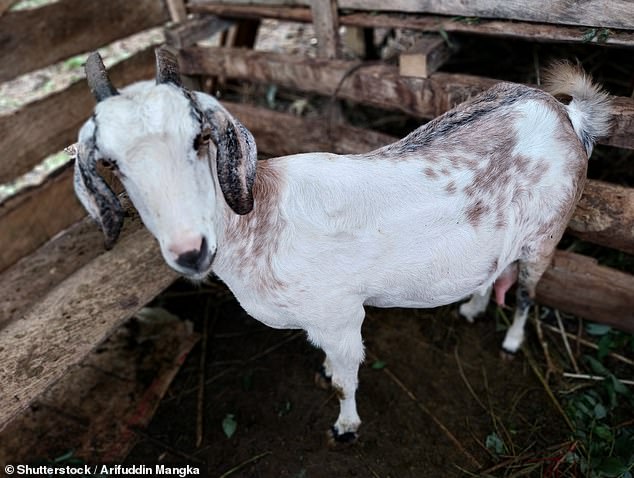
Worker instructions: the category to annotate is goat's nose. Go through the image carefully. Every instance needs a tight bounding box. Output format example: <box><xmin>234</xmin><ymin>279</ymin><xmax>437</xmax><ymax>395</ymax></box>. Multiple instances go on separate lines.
<box><xmin>169</xmin><ymin>236</ymin><xmax>209</xmax><ymax>270</ymax></box>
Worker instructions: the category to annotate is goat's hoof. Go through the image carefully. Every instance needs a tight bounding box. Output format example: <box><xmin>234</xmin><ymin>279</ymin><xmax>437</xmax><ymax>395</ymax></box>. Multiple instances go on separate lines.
<box><xmin>314</xmin><ymin>366</ymin><xmax>332</xmax><ymax>390</ymax></box>
<box><xmin>499</xmin><ymin>347</ymin><xmax>517</xmax><ymax>361</ymax></box>
<box><xmin>327</xmin><ymin>426</ymin><xmax>358</xmax><ymax>446</ymax></box>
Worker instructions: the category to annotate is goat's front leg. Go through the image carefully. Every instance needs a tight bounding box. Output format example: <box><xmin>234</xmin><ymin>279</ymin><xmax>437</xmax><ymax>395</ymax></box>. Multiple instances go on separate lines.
<box><xmin>459</xmin><ymin>285</ymin><xmax>492</xmax><ymax>323</ymax></box>
<box><xmin>307</xmin><ymin>309</ymin><xmax>365</xmax><ymax>443</ymax></box>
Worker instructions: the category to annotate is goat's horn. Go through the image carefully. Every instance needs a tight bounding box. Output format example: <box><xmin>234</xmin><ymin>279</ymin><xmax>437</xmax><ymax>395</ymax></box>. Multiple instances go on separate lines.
<box><xmin>85</xmin><ymin>52</ymin><xmax>119</xmax><ymax>102</ymax></box>
<box><xmin>155</xmin><ymin>47</ymin><xmax>182</xmax><ymax>87</ymax></box>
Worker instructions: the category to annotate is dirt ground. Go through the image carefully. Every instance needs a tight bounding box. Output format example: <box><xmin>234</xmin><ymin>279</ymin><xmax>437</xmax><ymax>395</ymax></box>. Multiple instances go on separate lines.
<box><xmin>124</xmin><ymin>279</ymin><xmax>568</xmax><ymax>477</ymax></box>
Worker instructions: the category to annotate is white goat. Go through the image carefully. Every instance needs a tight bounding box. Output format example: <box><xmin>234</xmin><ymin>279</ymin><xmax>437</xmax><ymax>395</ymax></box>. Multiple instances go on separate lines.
<box><xmin>74</xmin><ymin>48</ymin><xmax>611</xmax><ymax>442</ymax></box>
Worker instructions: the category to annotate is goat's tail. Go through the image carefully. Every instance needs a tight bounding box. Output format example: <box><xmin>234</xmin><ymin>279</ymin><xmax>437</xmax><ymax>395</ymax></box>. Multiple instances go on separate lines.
<box><xmin>543</xmin><ymin>61</ymin><xmax>612</xmax><ymax>155</ymax></box>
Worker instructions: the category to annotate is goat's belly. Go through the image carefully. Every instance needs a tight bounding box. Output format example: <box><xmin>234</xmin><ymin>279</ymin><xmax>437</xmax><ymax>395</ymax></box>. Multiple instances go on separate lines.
<box><xmin>363</xmin><ymin>277</ymin><xmax>485</xmax><ymax>309</ymax></box>
<box><xmin>364</xmin><ymin>293</ymin><xmax>466</xmax><ymax>309</ymax></box>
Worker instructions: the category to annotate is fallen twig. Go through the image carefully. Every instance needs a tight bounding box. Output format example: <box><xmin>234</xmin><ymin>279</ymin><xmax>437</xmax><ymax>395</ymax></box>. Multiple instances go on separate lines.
<box><xmin>563</xmin><ymin>372</ymin><xmax>634</xmax><ymax>386</ymax></box>
<box><xmin>541</xmin><ymin>322</ymin><xmax>634</xmax><ymax>367</ymax></box>
<box><xmin>555</xmin><ymin>310</ymin><xmax>580</xmax><ymax>374</ymax></box>
<box><xmin>218</xmin><ymin>451</ymin><xmax>272</xmax><ymax>478</ymax></box>
<box><xmin>523</xmin><ymin>322</ymin><xmax>575</xmax><ymax>432</ymax></box>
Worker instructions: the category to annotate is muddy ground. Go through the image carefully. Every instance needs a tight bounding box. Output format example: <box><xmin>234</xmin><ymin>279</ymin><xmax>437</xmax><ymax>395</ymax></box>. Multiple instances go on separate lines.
<box><xmin>124</xmin><ymin>279</ymin><xmax>568</xmax><ymax>477</ymax></box>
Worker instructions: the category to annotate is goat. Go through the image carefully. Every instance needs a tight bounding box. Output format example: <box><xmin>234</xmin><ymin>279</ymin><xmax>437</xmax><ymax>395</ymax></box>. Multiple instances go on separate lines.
<box><xmin>74</xmin><ymin>48</ymin><xmax>611</xmax><ymax>442</ymax></box>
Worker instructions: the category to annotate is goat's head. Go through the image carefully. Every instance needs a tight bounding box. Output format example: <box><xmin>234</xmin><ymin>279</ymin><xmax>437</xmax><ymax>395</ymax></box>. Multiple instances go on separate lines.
<box><xmin>74</xmin><ymin>47</ymin><xmax>257</xmax><ymax>280</ymax></box>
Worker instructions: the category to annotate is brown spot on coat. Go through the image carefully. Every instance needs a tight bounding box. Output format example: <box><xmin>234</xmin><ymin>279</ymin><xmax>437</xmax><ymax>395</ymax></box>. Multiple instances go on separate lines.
<box><xmin>223</xmin><ymin>160</ymin><xmax>286</xmax><ymax>294</ymax></box>
<box><xmin>466</xmin><ymin>199</ymin><xmax>490</xmax><ymax>227</ymax></box>
<box><xmin>424</xmin><ymin>167</ymin><xmax>438</xmax><ymax>179</ymax></box>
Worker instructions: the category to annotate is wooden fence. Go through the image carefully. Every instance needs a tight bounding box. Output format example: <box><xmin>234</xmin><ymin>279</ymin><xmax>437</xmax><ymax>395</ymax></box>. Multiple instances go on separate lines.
<box><xmin>0</xmin><ymin>0</ymin><xmax>632</xmax><ymax>436</ymax></box>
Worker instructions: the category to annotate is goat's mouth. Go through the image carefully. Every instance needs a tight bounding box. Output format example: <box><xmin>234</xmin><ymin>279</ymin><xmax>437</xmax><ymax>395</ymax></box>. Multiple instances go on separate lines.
<box><xmin>172</xmin><ymin>251</ymin><xmax>216</xmax><ymax>282</ymax></box>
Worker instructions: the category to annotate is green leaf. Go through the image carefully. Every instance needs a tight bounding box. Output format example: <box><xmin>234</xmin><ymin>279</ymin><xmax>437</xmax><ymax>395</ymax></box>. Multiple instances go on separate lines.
<box><xmin>609</xmin><ymin>375</ymin><xmax>631</xmax><ymax>397</ymax></box>
<box><xmin>371</xmin><ymin>360</ymin><xmax>387</xmax><ymax>370</ymax></box>
<box><xmin>594</xmin><ymin>425</ymin><xmax>613</xmax><ymax>442</ymax></box>
<box><xmin>614</xmin><ymin>431</ymin><xmax>634</xmax><ymax>462</ymax></box>
<box><xmin>581</xmin><ymin>28</ymin><xmax>598</xmax><ymax>43</ymax></box>
<box><xmin>596</xmin><ymin>457</ymin><xmax>627</xmax><ymax>476</ymax></box>
<box><xmin>597</xmin><ymin>28</ymin><xmax>612</xmax><ymax>43</ymax></box>
<box><xmin>438</xmin><ymin>28</ymin><xmax>455</xmax><ymax>49</ymax></box>
<box><xmin>598</xmin><ymin>334</ymin><xmax>613</xmax><ymax>360</ymax></box>
<box><xmin>593</xmin><ymin>403</ymin><xmax>607</xmax><ymax>420</ymax></box>
<box><xmin>485</xmin><ymin>432</ymin><xmax>506</xmax><ymax>455</ymax></box>
<box><xmin>584</xmin><ymin>355</ymin><xmax>609</xmax><ymax>376</ymax></box>
<box><xmin>64</xmin><ymin>55</ymin><xmax>86</xmax><ymax>70</ymax></box>
<box><xmin>242</xmin><ymin>370</ymin><xmax>254</xmax><ymax>391</ymax></box>
<box><xmin>222</xmin><ymin>414</ymin><xmax>237</xmax><ymax>439</ymax></box>
<box><xmin>586</xmin><ymin>323</ymin><xmax>612</xmax><ymax>336</ymax></box>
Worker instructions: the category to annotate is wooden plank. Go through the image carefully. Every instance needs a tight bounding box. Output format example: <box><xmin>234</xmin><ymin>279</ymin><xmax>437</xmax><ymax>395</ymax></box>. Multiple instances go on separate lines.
<box><xmin>399</xmin><ymin>35</ymin><xmax>453</xmax><ymax>78</ymax></box>
<box><xmin>338</xmin><ymin>0</ymin><xmax>634</xmax><ymax>30</ymax></box>
<box><xmin>187</xmin><ymin>5</ymin><xmax>634</xmax><ymax>47</ymax></box>
<box><xmin>224</xmin><ymin>101</ymin><xmax>396</xmax><ymax>155</ymax></box>
<box><xmin>0</xmin><ymin>225</ymin><xmax>178</xmax><ymax>430</ymax></box>
<box><xmin>164</xmin><ymin>15</ymin><xmax>233</xmax><ymax>49</ymax></box>
<box><xmin>568</xmin><ymin>180</ymin><xmax>634</xmax><ymax>256</ymax></box>
<box><xmin>166</xmin><ymin>0</ymin><xmax>188</xmax><ymax>23</ymax></box>
<box><xmin>536</xmin><ymin>251</ymin><xmax>634</xmax><ymax>332</ymax></box>
<box><xmin>310</xmin><ymin>0</ymin><xmax>340</xmax><ymax>59</ymax></box>
<box><xmin>179</xmin><ymin>46</ymin><xmax>634</xmax><ymax>150</ymax></box>
<box><xmin>180</xmin><ymin>46</ymin><xmax>493</xmax><ymax>118</ymax></box>
<box><xmin>225</xmin><ymin>101</ymin><xmax>634</xmax><ymax>256</ymax></box>
<box><xmin>0</xmin><ymin>166</ymin><xmax>86</xmax><ymax>273</ymax></box>
<box><xmin>188</xmin><ymin>0</ymin><xmax>634</xmax><ymax>30</ymax></box>
<box><xmin>0</xmin><ymin>0</ymin><xmax>17</xmax><ymax>16</ymax></box>
<box><xmin>0</xmin><ymin>311</ymin><xmax>197</xmax><ymax>462</ymax></box>
<box><xmin>0</xmin><ymin>0</ymin><xmax>168</xmax><ymax>82</ymax></box>
<box><xmin>0</xmin><ymin>47</ymin><xmax>157</xmax><ymax>184</ymax></box>
<box><xmin>0</xmin><ymin>215</ymin><xmax>142</xmax><ymax>328</ymax></box>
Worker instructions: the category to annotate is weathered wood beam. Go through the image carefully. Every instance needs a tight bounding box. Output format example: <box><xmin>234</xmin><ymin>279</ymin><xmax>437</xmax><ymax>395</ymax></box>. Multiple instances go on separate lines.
<box><xmin>224</xmin><ymin>101</ymin><xmax>396</xmax><ymax>155</ymax></box>
<box><xmin>164</xmin><ymin>15</ymin><xmax>233</xmax><ymax>49</ymax></box>
<box><xmin>179</xmin><ymin>46</ymin><xmax>634</xmax><ymax>150</ymax></box>
<box><xmin>189</xmin><ymin>0</ymin><xmax>634</xmax><ymax>31</ymax></box>
<box><xmin>568</xmin><ymin>180</ymin><xmax>634</xmax><ymax>256</ymax></box>
<box><xmin>0</xmin><ymin>0</ymin><xmax>17</xmax><ymax>17</ymax></box>
<box><xmin>0</xmin><ymin>224</ymin><xmax>178</xmax><ymax>430</ymax></box>
<box><xmin>187</xmin><ymin>4</ymin><xmax>634</xmax><ymax>48</ymax></box>
<box><xmin>0</xmin><ymin>47</ymin><xmax>157</xmax><ymax>184</ymax></box>
<box><xmin>166</xmin><ymin>0</ymin><xmax>188</xmax><ymax>23</ymax></box>
<box><xmin>0</xmin><ymin>166</ymin><xmax>85</xmax><ymax>273</ymax></box>
<box><xmin>0</xmin><ymin>0</ymin><xmax>168</xmax><ymax>82</ymax></box>
<box><xmin>224</xmin><ymin>101</ymin><xmax>634</xmax><ymax>257</ymax></box>
<box><xmin>0</xmin><ymin>216</ymin><xmax>140</xmax><ymax>328</ymax></box>
<box><xmin>310</xmin><ymin>0</ymin><xmax>340</xmax><ymax>59</ymax></box>
<box><xmin>536</xmin><ymin>251</ymin><xmax>634</xmax><ymax>332</ymax></box>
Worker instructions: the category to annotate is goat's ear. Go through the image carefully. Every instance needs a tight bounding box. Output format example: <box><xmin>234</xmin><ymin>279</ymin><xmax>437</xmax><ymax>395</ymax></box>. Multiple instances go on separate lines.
<box><xmin>207</xmin><ymin>111</ymin><xmax>257</xmax><ymax>215</ymax></box>
<box><xmin>73</xmin><ymin>123</ymin><xmax>124</xmax><ymax>249</ymax></box>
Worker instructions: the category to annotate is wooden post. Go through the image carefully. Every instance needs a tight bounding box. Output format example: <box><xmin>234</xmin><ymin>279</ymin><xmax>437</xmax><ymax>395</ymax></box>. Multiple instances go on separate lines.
<box><xmin>165</xmin><ymin>0</ymin><xmax>187</xmax><ymax>23</ymax></box>
<box><xmin>311</xmin><ymin>0</ymin><xmax>340</xmax><ymax>59</ymax></box>
<box><xmin>399</xmin><ymin>35</ymin><xmax>453</xmax><ymax>78</ymax></box>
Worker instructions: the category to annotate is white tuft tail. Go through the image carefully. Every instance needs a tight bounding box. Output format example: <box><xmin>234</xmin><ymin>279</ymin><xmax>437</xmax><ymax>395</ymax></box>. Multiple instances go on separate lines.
<box><xmin>543</xmin><ymin>61</ymin><xmax>612</xmax><ymax>156</ymax></box>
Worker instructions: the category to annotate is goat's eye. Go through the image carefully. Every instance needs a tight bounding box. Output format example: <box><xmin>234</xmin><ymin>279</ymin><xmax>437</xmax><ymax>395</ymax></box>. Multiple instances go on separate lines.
<box><xmin>101</xmin><ymin>158</ymin><xmax>118</xmax><ymax>170</ymax></box>
<box><xmin>194</xmin><ymin>130</ymin><xmax>212</xmax><ymax>150</ymax></box>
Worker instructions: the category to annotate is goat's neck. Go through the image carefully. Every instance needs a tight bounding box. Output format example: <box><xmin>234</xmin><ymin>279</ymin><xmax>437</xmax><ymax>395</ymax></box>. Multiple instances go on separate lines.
<box><xmin>214</xmin><ymin>160</ymin><xmax>285</xmax><ymax>271</ymax></box>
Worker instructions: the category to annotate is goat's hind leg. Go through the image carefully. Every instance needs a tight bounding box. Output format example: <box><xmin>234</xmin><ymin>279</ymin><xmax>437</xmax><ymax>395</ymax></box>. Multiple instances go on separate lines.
<box><xmin>501</xmin><ymin>255</ymin><xmax>553</xmax><ymax>356</ymax></box>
